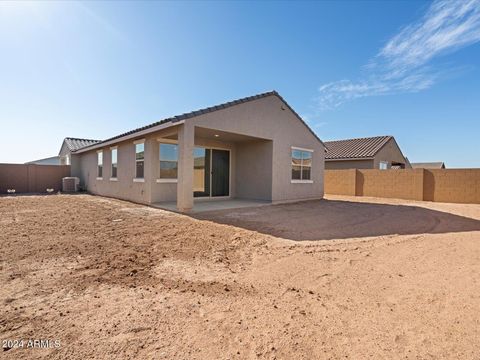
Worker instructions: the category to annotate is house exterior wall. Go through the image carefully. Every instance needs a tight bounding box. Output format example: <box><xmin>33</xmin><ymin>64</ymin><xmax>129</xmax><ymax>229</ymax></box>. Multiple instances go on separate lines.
<box><xmin>78</xmin><ymin>132</ymin><xmax>161</xmax><ymax>204</ymax></box>
<box><xmin>325</xmin><ymin>159</ymin><xmax>374</xmax><ymax>170</ymax></box>
<box><xmin>235</xmin><ymin>140</ymin><xmax>273</xmax><ymax>200</ymax></box>
<box><xmin>192</xmin><ymin>95</ymin><xmax>324</xmax><ymax>202</ymax></box>
<box><xmin>150</xmin><ymin>136</ymin><xmax>237</xmax><ymax>203</ymax></box>
<box><xmin>76</xmin><ymin>95</ymin><xmax>324</xmax><ymax>205</ymax></box>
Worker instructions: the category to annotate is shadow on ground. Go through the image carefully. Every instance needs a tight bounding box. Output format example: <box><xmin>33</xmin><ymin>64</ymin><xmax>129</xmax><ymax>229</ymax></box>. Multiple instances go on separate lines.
<box><xmin>193</xmin><ymin>199</ymin><xmax>480</xmax><ymax>241</ymax></box>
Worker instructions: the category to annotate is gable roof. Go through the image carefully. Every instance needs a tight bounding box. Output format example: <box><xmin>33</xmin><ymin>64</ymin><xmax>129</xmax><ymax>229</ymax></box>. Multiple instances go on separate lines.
<box><xmin>324</xmin><ymin>136</ymin><xmax>393</xmax><ymax>160</ymax></box>
<box><xmin>411</xmin><ymin>162</ymin><xmax>445</xmax><ymax>169</ymax></box>
<box><xmin>63</xmin><ymin>137</ymin><xmax>101</xmax><ymax>152</ymax></box>
<box><xmin>74</xmin><ymin>91</ymin><xmax>324</xmax><ymax>153</ymax></box>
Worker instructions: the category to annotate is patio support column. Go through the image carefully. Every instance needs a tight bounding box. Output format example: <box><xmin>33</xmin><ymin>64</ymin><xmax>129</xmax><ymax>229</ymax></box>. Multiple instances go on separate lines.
<box><xmin>176</xmin><ymin>123</ymin><xmax>194</xmax><ymax>212</ymax></box>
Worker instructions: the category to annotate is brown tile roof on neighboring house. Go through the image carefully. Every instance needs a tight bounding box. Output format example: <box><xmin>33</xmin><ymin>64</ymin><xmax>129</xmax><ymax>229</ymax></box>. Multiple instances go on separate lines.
<box><xmin>411</xmin><ymin>162</ymin><xmax>446</xmax><ymax>169</ymax></box>
<box><xmin>73</xmin><ymin>91</ymin><xmax>324</xmax><ymax>153</ymax></box>
<box><xmin>64</xmin><ymin>137</ymin><xmax>101</xmax><ymax>151</ymax></box>
<box><xmin>324</xmin><ymin>136</ymin><xmax>392</xmax><ymax>160</ymax></box>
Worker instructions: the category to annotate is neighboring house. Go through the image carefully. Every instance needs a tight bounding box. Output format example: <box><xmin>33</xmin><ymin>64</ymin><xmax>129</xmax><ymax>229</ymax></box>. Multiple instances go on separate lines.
<box><xmin>411</xmin><ymin>162</ymin><xmax>446</xmax><ymax>169</ymax></box>
<box><xmin>65</xmin><ymin>91</ymin><xmax>325</xmax><ymax>212</ymax></box>
<box><xmin>325</xmin><ymin>135</ymin><xmax>411</xmax><ymax>170</ymax></box>
<box><xmin>25</xmin><ymin>156</ymin><xmax>61</xmax><ymax>165</ymax></box>
<box><xmin>58</xmin><ymin>137</ymin><xmax>101</xmax><ymax>166</ymax></box>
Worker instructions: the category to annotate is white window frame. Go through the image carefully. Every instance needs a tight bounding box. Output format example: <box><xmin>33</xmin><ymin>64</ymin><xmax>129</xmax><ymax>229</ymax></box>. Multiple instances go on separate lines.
<box><xmin>158</xmin><ymin>142</ymin><xmax>178</xmax><ymax>183</ymax></box>
<box><xmin>379</xmin><ymin>161</ymin><xmax>388</xmax><ymax>170</ymax></box>
<box><xmin>134</xmin><ymin>139</ymin><xmax>145</xmax><ymax>181</ymax></box>
<box><xmin>96</xmin><ymin>150</ymin><xmax>103</xmax><ymax>180</ymax></box>
<box><xmin>291</xmin><ymin>146</ymin><xmax>314</xmax><ymax>183</ymax></box>
<box><xmin>110</xmin><ymin>146</ymin><xmax>118</xmax><ymax>181</ymax></box>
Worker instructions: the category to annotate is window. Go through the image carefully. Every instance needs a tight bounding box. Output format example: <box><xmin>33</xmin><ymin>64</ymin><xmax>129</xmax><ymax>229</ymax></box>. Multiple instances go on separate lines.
<box><xmin>379</xmin><ymin>161</ymin><xmax>388</xmax><ymax>170</ymax></box>
<box><xmin>111</xmin><ymin>148</ymin><xmax>118</xmax><ymax>179</ymax></box>
<box><xmin>291</xmin><ymin>148</ymin><xmax>312</xmax><ymax>181</ymax></box>
<box><xmin>135</xmin><ymin>142</ymin><xmax>144</xmax><ymax>179</ymax></box>
<box><xmin>97</xmin><ymin>151</ymin><xmax>103</xmax><ymax>178</ymax></box>
<box><xmin>159</xmin><ymin>143</ymin><xmax>178</xmax><ymax>179</ymax></box>
<box><xmin>65</xmin><ymin>154</ymin><xmax>70</xmax><ymax>166</ymax></box>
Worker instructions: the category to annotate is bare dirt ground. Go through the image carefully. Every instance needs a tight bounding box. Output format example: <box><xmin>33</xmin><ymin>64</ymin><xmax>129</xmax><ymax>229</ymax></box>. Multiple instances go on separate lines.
<box><xmin>1</xmin><ymin>194</ymin><xmax>480</xmax><ymax>359</ymax></box>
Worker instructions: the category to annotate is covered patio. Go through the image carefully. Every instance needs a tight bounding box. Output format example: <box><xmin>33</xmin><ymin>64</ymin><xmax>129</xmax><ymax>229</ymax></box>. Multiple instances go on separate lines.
<box><xmin>152</xmin><ymin>122</ymin><xmax>273</xmax><ymax>212</ymax></box>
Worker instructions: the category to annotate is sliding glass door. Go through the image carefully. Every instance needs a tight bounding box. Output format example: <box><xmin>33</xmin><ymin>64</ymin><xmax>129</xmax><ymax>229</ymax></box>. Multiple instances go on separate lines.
<box><xmin>193</xmin><ymin>147</ymin><xmax>229</xmax><ymax>198</ymax></box>
<box><xmin>193</xmin><ymin>148</ymin><xmax>211</xmax><ymax>197</ymax></box>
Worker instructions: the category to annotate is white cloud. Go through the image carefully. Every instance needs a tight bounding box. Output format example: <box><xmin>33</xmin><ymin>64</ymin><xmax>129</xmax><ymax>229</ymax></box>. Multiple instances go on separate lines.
<box><xmin>317</xmin><ymin>0</ymin><xmax>480</xmax><ymax>110</ymax></box>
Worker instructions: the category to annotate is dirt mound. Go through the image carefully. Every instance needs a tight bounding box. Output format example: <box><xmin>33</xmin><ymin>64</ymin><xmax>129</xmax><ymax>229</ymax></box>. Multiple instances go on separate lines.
<box><xmin>1</xmin><ymin>194</ymin><xmax>479</xmax><ymax>359</ymax></box>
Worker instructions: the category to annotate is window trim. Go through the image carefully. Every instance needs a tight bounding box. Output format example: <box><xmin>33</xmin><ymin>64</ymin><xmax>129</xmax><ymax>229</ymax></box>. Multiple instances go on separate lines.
<box><xmin>110</xmin><ymin>146</ymin><xmax>118</xmax><ymax>180</ymax></box>
<box><xmin>134</xmin><ymin>140</ymin><xmax>145</xmax><ymax>180</ymax></box>
<box><xmin>291</xmin><ymin>147</ymin><xmax>313</xmax><ymax>183</ymax></box>
<box><xmin>96</xmin><ymin>150</ymin><xmax>103</xmax><ymax>180</ymax></box>
<box><xmin>156</xmin><ymin>178</ymin><xmax>178</xmax><ymax>183</ymax></box>
<box><xmin>291</xmin><ymin>179</ymin><xmax>314</xmax><ymax>184</ymax></box>
<box><xmin>158</xmin><ymin>142</ymin><xmax>179</xmax><ymax>181</ymax></box>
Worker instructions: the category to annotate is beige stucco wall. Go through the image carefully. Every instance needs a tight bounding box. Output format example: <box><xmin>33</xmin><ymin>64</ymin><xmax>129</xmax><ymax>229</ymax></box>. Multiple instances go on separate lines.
<box><xmin>235</xmin><ymin>140</ymin><xmax>273</xmax><ymax>200</ymax></box>
<box><xmin>77</xmin><ymin>95</ymin><xmax>325</xmax><ymax>204</ymax></box>
<box><xmin>79</xmin><ymin>131</ymin><xmax>163</xmax><ymax>204</ymax></box>
<box><xmin>373</xmin><ymin>138</ymin><xmax>410</xmax><ymax>169</ymax></box>
<box><xmin>192</xmin><ymin>95</ymin><xmax>324</xmax><ymax>202</ymax></box>
<box><xmin>325</xmin><ymin>159</ymin><xmax>373</xmax><ymax>170</ymax></box>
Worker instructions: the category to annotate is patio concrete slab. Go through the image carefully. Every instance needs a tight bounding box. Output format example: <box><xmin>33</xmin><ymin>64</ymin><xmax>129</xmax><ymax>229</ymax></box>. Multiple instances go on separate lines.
<box><xmin>152</xmin><ymin>198</ymin><xmax>271</xmax><ymax>213</ymax></box>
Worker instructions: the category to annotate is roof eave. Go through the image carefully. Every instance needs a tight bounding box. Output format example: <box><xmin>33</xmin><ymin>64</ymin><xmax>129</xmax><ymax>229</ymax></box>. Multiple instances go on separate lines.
<box><xmin>73</xmin><ymin>120</ymin><xmax>184</xmax><ymax>154</ymax></box>
<box><xmin>325</xmin><ymin>157</ymin><xmax>374</xmax><ymax>161</ymax></box>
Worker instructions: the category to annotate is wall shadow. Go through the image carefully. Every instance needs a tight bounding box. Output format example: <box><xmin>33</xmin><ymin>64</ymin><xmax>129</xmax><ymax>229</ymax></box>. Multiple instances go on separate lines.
<box><xmin>193</xmin><ymin>199</ymin><xmax>480</xmax><ymax>241</ymax></box>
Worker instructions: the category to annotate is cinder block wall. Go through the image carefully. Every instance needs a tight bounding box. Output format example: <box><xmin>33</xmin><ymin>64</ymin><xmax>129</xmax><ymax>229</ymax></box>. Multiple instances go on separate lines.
<box><xmin>0</xmin><ymin>164</ymin><xmax>71</xmax><ymax>194</ymax></box>
<box><xmin>324</xmin><ymin>169</ymin><xmax>356</xmax><ymax>196</ymax></box>
<box><xmin>424</xmin><ymin>169</ymin><xmax>480</xmax><ymax>204</ymax></box>
<box><xmin>357</xmin><ymin>169</ymin><xmax>424</xmax><ymax>200</ymax></box>
<box><xmin>325</xmin><ymin>168</ymin><xmax>480</xmax><ymax>204</ymax></box>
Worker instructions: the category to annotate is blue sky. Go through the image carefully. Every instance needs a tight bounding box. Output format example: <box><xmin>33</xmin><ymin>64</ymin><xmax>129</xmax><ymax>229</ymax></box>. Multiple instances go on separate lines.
<box><xmin>0</xmin><ymin>0</ymin><xmax>479</xmax><ymax>167</ymax></box>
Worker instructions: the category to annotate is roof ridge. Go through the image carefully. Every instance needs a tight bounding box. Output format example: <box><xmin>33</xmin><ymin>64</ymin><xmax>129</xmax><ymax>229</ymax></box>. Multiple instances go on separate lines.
<box><xmin>324</xmin><ymin>135</ymin><xmax>392</xmax><ymax>143</ymax></box>
<box><xmin>65</xmin><ymin>137</ymin><xmax>101</xmax><ymax>142</ymax></box>
<box><xmin>325</xmin><ymin>135</ymin><xmax>395</xmax><ymax>160</ymax></box>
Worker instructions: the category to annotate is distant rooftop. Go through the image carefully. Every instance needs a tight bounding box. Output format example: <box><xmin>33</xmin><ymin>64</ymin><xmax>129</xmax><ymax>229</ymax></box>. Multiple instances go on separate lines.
<box><xmin>411</xmin><ymin>162</ymin><xmax>446</xmax><ymax>169</ymax></box>
<box><xmin>325</xmin><ymin>135</ymin><xmax>393</xmax><ymax>160</ymax></box>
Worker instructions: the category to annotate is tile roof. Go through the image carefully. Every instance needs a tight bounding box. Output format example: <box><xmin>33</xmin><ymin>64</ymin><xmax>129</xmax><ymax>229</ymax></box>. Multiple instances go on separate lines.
<box><xmin>73</xmin><ymin>91</ymin><xmax>324</xmax><ymax>153</ymax></box>
<box><xmin>411</xmin><ymin>162</ymin><xmax>445</xmax><ymax>169</ymax></box>
<box><xmin>324</xmin><ymin>136</ymin><xmax>393</xmax><ymax>160</ymax></box>
<box><xmin>64</xmin><ymin>137</ymin><xmax>101</xmax><ymax>151</ymax></box>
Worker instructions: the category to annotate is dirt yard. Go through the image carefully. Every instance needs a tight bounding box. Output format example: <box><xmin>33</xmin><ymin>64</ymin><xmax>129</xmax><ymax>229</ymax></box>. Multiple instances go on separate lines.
<box><xmin>1</xmin><ymin>194</ymin><xmax>480</xmax><ymax>359</ymax></box>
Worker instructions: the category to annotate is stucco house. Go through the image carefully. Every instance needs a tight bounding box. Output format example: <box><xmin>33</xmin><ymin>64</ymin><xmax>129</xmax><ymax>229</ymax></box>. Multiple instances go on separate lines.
<box><xmin>65</xmin><ymin>91</ymin><xmax>325</xmax><ymax>212</ymax></box>
<box><xmin>324</xmin><ymin>135</ymin><xmax>411</xmax><ymax>170</ymax></box>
